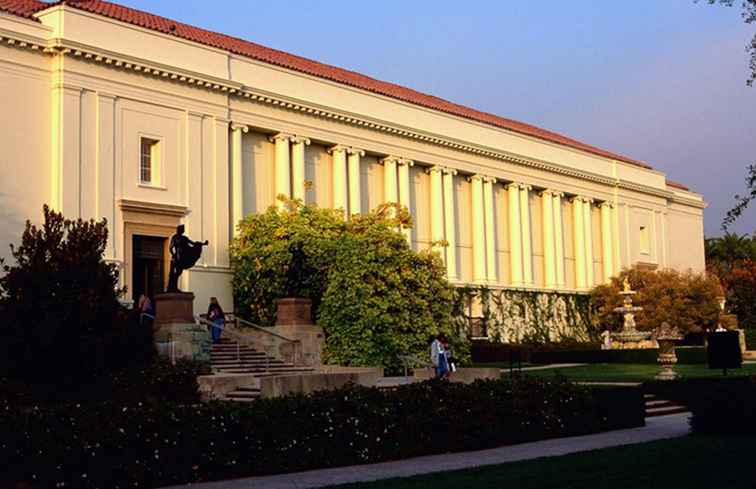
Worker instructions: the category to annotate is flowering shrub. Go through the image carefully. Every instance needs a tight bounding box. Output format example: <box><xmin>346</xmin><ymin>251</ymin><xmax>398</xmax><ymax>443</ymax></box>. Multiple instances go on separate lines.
<box><xmin>0</xmin><ymin>377</ymin><xmax>643</xmax><ymax>489</ymax></box>
<box><xmin>0</xmin><ymin>358</ymin><xmax>206</xmax><ymax>406</ymax></box>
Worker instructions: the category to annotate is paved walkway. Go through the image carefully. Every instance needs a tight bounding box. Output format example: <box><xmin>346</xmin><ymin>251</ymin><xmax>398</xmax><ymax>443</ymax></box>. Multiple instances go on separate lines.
<box><xmin>162</xmin><ymin>413</ymin><xmax>690</xmax><ymax>489</ymax></box>
<box><xmin>517</xmin><ymin>363</ymin><xmax>586</xmax><ymax>371</ymax></box>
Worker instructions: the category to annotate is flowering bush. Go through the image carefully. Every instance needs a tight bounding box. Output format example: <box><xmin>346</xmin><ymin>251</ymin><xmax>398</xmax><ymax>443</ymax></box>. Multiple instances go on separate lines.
<box><xmin>0</xmin><ymin>358</ymin><xmax>207</xmax><ymax>406</ymax></box>
<box><xmin>0</xmin><ymin>377</ymin><xmax>643</xmax><ymax>489</ymax></box>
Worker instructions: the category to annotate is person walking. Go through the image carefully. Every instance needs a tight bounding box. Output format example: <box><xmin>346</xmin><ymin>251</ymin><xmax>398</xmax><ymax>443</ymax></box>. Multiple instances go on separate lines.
<box><xmin>207</xmin><ymin>297</ymin><xmax>225</xmax><ymax>344</ymax></box>
<box><xmin>430</xmin><ymin>334</ymin><xmax>448</xmax><ymax>378</ymax></box>
<box><xmin>137</xmin><ymin>293</ymin><xmax>154</xmax><ymax>325</ymax></box>
<box><xmin>442</xmin><ymin>337</ymin><xmax>455</xmax><ymax>378</ymax></box>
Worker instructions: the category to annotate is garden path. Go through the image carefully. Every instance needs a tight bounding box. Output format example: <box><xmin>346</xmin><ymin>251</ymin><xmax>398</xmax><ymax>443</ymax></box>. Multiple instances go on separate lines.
<box><xmin>161</xmin><ymin>413</ymin><xmax>690</xmax><ymax>489</ymax></box>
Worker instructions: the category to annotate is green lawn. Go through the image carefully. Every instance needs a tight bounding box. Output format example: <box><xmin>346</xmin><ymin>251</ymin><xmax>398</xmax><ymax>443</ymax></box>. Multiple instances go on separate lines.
<box><xmin>520</xmin><ymin>363</ymin><xmax>756</xmax><ymax>382</ymax></box>
<box><xmin>327</xmin><ymin>435</ymin><xmax>753</xmax><ymax>489</ymax></box>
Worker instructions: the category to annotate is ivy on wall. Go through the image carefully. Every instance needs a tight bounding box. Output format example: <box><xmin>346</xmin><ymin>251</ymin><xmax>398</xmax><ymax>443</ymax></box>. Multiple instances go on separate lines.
<box><xmin>453</xmin><ymin>286</ymin><xmax>597</xmax><ymax>344</ymax></box>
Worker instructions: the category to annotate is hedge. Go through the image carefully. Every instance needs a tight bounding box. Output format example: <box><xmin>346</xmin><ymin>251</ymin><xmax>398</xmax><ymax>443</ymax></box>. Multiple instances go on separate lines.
<box><xmin>0</xmin><ymin>358</ymin><xmax>207</xmax><ymax>406</ymax></box>
<box><xmin>529</xmin><ymin>347</ymin><xmax>707</xmax><ymax>365</ymax></box>
<box><xmin>745</xmin><ymin>329</ymin><xmax>756</xmax><ymax>350</ymax></box>
<box><xmin>0</xmin><ymin>377</ymin><xmax>643</xmax><ymax>489</ymax></box>
<box><xmin>471</xmin><ymin>340</ymin><xmax>600</xmax><ymax>364</ymax></box>
<box><xmin>685</xmin><ymin>377</ymin><xmax>756</xmax><ymax>434</ymax></box>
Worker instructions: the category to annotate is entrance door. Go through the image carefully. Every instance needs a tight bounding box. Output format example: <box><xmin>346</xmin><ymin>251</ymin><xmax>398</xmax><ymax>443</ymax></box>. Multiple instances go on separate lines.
<box><xmin>132</xmin><ymin>235</ymin><xmax>167</xmax><ymax>302</ymax></box>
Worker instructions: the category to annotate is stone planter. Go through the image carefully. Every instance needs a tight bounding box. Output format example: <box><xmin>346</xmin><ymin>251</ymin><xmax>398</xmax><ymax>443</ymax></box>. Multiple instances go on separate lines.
<box><xmin>275</xmin><ymin>297</ymin><xmax>313</xmax><ymax>326</ymax></box>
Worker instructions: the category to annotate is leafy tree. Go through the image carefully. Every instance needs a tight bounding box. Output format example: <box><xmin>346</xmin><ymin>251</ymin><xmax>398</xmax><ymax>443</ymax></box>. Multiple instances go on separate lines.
<box><xmin>590</xmin><ymin>267</ymin><xmax>723</xmax><ymax>335</ymax></box>
<box><xmin>722</xmin><ymin>260</ymin><xmax>756</xmax><ymax>328</ymax></box>
<box><xmin>705</xmin><ymin>232</ymin><xmax>756</xmax><ymax>275</ymax></box>
<box><xmin>700</xmin><ymin>1</ymin><xmax>756</xmax><ymax>86</ymax></box>
<box><xmin>722</xmin><ymin>164</ymin><xmax>756</xmax><ymax>230</ymax></box>
<box><xmin>0</xmin><ymin>206</ymin><xmax>153</xmax><ymax>381</ymax></box>
<box><xmin>230</xmin><ymin>201</ymin><xmax>467</xmax><ymax>367</ymax></box>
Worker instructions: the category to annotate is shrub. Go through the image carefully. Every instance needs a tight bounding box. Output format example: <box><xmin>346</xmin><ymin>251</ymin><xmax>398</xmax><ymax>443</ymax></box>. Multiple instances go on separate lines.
<box><xmin>471</xmin><ymin>340</ymin><xmax>600</xmax><ymax>364</ymax></box>
<box><xmin>590</xmin><ymin>267</ymin><xmax>722</xmax><ymax>335</ymax></box>
<box><xmin>529</xmin><ymin>346</ymin><xmax>707</xmax><ymax>365</ymax></box>
<box><xmin>685</xmin><ymin>377</ymin><xmax>756</xmax><ymax>434</ymax></box>
<box><xmin>0</xmin><ymin>206</ymin><xmax>154</xmax><ymax>382</ymax></box>
<box><xmin>0</xmin><ymin>377</ymin><xmax>643</xmax><ymax>489</ymax></box>
<box><xmin>0</xmin><ymin>358</ymin><xmax>207</xmax><ymax>406</ymax></box>
<box><xmin>318</xmin><ymin>209</ymin><xmax>462</xmax><ymax>367</ymax></box>
<box><xmin>230</xmin><ymin>201</ymin><xmax>466</xmax><ymax>368</ymax></box>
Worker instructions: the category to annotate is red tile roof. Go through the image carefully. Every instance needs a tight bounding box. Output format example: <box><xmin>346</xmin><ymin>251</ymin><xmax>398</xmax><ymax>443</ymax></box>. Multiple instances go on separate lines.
<box><xmin>6</xmin><ymin>0</ymin><xmax>694</xmax><ymax>184</ymax></box>
<box><xmin>0</xmin><ymin>0</ymin><xmax>46</xmax><ymax>19</ymax></box>
<box><xmin>666</xmin><ymin>180</ymin><xmax>690</xmax><ymax>191</ymax></box>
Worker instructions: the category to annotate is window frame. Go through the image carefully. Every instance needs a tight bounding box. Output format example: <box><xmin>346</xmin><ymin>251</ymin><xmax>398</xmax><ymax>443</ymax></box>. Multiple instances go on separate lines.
<box><xmin>138</xmin><ymin>134</ymin><xmax>164</xmax><ymax>188</ymax></box>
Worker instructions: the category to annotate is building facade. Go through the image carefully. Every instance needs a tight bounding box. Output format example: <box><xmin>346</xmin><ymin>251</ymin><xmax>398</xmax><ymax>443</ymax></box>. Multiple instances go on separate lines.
<box><xmin>0</xmin><ymin>0</ymin><xmax>706</xmax><ymax>311</ymax></box>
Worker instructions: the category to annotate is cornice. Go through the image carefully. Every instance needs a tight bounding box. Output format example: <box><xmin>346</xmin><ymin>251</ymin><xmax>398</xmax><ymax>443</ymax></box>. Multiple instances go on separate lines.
<box><xmin>0</xmin><ymin>33</ymin><xmax>705</xmax><ymax>208</ymax></box>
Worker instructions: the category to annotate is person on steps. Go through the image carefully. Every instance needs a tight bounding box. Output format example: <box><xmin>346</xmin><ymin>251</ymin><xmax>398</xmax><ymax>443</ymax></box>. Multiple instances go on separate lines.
<box><xmin>207</xmin><ymin>297</ymin><xmax>225</xmax><ymax>344</ymax></box>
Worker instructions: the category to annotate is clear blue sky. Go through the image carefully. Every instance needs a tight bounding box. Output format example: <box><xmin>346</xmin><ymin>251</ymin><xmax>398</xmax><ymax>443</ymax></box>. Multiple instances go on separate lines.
<box><xmin>119</xmin><ymin>0</ymin><xmax>755</xmax><ymax>236</ymax></box>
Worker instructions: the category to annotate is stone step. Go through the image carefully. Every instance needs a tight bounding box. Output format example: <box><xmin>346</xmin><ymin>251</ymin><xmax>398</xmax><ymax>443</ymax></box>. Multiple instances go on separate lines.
<box><xmin>215</xmin><ymin>368</ymin><xmax>310</xmax><ymax>375</ymax></box>
<box><xmin>212</xmin><ymin>362</ymin><xmax>290</xmax><ymax>370</ymax></box>
<box><xmin>211</xmin><ymin>356</ymin><xmax>279</xmax><ymax>362</ymax></box>
<box><xmin>646</xmin><ymin>405</ymin><xmax>689</xmax><ymax>417</ymax></box>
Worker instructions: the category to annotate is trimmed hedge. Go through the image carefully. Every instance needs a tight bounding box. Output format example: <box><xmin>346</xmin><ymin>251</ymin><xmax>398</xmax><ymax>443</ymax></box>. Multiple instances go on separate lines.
<box><xmin>471</xmin><ymin>340</ymin><xmax>599</xmax><ymax>364</ymax></box>
<box><xmin>0</xmin><ymin>378</ymin><xmax>644</xmax><ymax>489</ymax></box>
<box><xmin>745</xmin><ymin>329</ymin><xmax>756</xmax><ymax>350</ymax></box>
<box><xmin>530</xmin><ymin>347</ymin><xmax>707</xmax><ymax>365</ymax></box>
<box><xmin>0</xmin><ymin>358</ymin><xmax>207</xmax><ymax>406</ymax></box>
<box><xmin>684</xmin><ymin>377</ymin><xmax>756</xmax><ymax>434</ymax></box>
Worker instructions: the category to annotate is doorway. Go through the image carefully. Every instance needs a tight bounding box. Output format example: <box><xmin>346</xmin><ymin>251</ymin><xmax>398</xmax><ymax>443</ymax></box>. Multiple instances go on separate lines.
<box><xmin>132</xmin><ymin>235</ymin><xmax>167</xmax><ymax>303</ymax></box>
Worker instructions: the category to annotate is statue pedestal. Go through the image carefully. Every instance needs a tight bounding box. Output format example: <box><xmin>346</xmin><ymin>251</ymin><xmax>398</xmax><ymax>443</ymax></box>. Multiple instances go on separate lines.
<box><xmin>273</xmin><ymin>297</ymin><xmax>324</xmax><ymax>368</ymax></box>
<box><xmin>156</xmin><ymin>292</ymin><xmax>195</xmax><ymax>324</ymax></box>
<box><xmin>154</xmin><ymin>292</ymin><xmax>211</xmax><ymax>363</ymax></box>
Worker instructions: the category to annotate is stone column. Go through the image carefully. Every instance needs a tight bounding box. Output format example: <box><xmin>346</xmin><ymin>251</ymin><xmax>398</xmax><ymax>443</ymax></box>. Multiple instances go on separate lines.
<box><xmin>382</xmin><ymin>156</ymin><xmax>399</xmax><ymax>205</ymax></box>
<box><xmin>270</xmin><ymin>133</ymin><xmax>292</xmax><ymax>208</ymax></box>
<box><xmin>428</xmin><ymin>166</ymin><xmax>445</xmax><ymax>260</ymax></box>
<box><xmin>572</xmin><ymin>196</ymin><xmax>586</xmax><ymax>290</ymax></box>
<box><xmin>398</xmin><ymin>159</ymin><xmax>414</xmax><ymax>244</ymax></box>
<box><xmin>583</xmin><ymin>198</ymin><xmax>595</xmax><ymax>287</ymax></box>
<box><xmin>329</xmin><ymin>145</ymin><xmax>348</xmax><ymax>217</ymax></box>
<box><xmin>507</xmin><ymin>182</ymin><xmax>523</xmax><ymax>287</ymax></box>
<box><xmin>520</xmin><ymin>184</ymin><xmax>533</xmax><ymax>286</ymax></box>
<box><xmin>600</xmin><ymin>202</ymin><xmax>614</xmax><ymax>283</ymax></box>
<box><xmin>541</xmin><ymin>189</ymin><xmax>557</xmax><ymax>288</ymax></box>
<box><xmin>611</xmin><ymin>203</ymin><xmax>621</xmax><ymax>275</ymax></box>
<box><xmin>291</xmin><ymin>136</ymin><xmax>310</xmax><ymax>203</ymax></box>
<box><xmin>470</xmin><ymin>174</ymin><xmax>486</xmax><ymax>284</ymax></box>
<box><xmin>483</xmin><ymin>176</ymin><xmax>497</xmax><ymax>283</ymax></box>
<box><xmin>552</xmin><ymin>192</ymin><xmax>566</xmax><ymax>288</ymax></box>
<box><xmin>230</xmin><ymin>123</ymin><xmax>248</xmax><ymax>235</ymax></box>
<box><xmin>443</xmin><ymin>168</ymin><xmax>458</xmax><ymax>281</ymax></box>
<box><xmin>347</xmin><ymin>147</ymin><xmax>364</xmax><ymax>215</ymax></box>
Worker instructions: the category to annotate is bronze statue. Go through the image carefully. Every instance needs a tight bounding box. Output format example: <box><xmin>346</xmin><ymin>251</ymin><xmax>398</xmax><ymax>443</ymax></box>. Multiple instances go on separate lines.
<box><xmin>284</xmin><ymin>241</ymin><xmax>312</xmax><ymax>297</ymax></box>
<box><xmin>166</xmin><ymin>224</ymin><xmax>208</xmax><ymax>292</ymax></box>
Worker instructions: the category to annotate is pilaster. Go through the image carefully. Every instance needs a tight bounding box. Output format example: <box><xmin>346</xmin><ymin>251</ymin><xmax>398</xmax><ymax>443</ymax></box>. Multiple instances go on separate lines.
<box><xmin>230</xmin><ymin>123</ymin><xmax>248</xmax><ymax>235</ymax></box>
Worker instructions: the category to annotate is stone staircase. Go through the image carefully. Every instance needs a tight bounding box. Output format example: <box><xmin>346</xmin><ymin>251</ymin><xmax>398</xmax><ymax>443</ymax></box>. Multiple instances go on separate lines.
<box><xmin>211</xmin><ymin>338</ymin><xmax>314</xmax><ymax>402</ymax></box>
<box><xmin>644</xmin><ymin>393</ymin><xmax>689</xmax><ymax>417</ymax></box>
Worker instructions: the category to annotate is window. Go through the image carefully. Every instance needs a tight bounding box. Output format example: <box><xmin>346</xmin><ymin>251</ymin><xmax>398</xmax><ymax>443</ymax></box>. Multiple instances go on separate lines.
<box><xmin>639</xmin><ymin>226</ymin><xmax>649</xmax><ymax>255</ymax></box>
<box><xmin>140</xmin><ymin>137</ymin><xmax>160</xmax><ymax>185</ymax></box>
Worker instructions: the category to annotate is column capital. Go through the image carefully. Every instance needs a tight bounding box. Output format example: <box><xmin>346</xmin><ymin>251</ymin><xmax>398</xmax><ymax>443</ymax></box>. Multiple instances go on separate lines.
<box><xmin>269</xmin><ymin>132</ymin><xmax>294</xmax><ymax>143</ymax></box>
<box><xmin>539</xmin><ymin>188</ymin><xmax>555</xmax><ymax>198</ymax></box>
<box><xmin>598</xmin><ymin>201</ymin><xmax>614</xmax><ymax>209</ymax></box>
<box><xmin>468</xmin><ymin>174</ymin><xmax>485</xmax><ymax>183</ymax></box>
<box><xmin>442</xmin><ymin>167</ymin><xmax>458</xmax><ymax>176</ymax></box>
<box><xmin>518</xmin><ymin>183</ymin><xmax>532</xmax><ymax>191</ymax></box>
<box><xmin>483</xmin><ymin>176</ymin><xmax>497</xmax><ymax>184</ymax></box>
<box><xmin>380</xmin><ymin>155</ymin><xmax>401</xmax><ymax>165</ymax></box>
<box><xmin>427</xmin><ymin>165</ymin><xmax>445</xmax><ymax>175</ymax></box>
<box><xmin>505</xmin><ymin>181</ymin><xmax>521</xmax><ymax>191</ymax></box>
<box><xmin>291</xmin><ymin>135</ymin><xmax>311</xmax><ymax>145</ymax></box>
<box><xmin>346</xmin><ymin>146</ymin><xmax>365</xmax><ymax>156</ymax></box>
<box><xmin>398</xmin><ymin>158</ymin><xmax>414</xmax><ymax>167</ymax></box>
<box><xmin>230</xmin><ymin>122</ymin><xmax>249</xmax><ymax>133</ymax></box>
<box><xmin>328</xmin><ymin>144</ymin><xmax>349</xmax><ymax>154</ymax></box>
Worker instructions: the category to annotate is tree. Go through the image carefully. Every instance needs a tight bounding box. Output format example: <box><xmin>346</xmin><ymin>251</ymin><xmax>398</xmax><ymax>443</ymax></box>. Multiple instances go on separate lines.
<box><xmin>700</xmin><ymin>1</ymin><xmax>756</xmax><ymax>86</ymax></box>
<box><xmin>722</xmin><ymin>164</ymin><xmax>756</xmax><ymax>230</ymax></box>
<box><xmin>705</xmin><ymin>232</ymin><xmax>756</xmax><ymax>275</ymax></box>
<box><xmin>590</xmin><ymin>267</ymin><xmax>723</xmax><ymax>335</ymax></box>
<box><xmin>0</xmin><ymin>206</ymin><xmax>153</xmax><ymax>381</ymax></box>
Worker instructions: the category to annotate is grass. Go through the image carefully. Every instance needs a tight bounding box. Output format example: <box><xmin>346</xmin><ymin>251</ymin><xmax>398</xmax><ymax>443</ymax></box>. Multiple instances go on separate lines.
<box><xmin>521</xmin><ymin>363</ymin><xmax>756</xmax><ymax>382</ymax></box>
<box><xmin>327</xmin><ymin>434</ymin><xmax>754</xmax><ymax>489</ymax></box>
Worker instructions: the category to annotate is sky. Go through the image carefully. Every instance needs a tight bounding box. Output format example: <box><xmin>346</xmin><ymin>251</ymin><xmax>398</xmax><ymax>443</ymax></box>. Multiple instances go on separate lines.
<box><xmin>117</xmin><ymin>0</ymin><xmax>755</xmax><ymax>237</ymax></box>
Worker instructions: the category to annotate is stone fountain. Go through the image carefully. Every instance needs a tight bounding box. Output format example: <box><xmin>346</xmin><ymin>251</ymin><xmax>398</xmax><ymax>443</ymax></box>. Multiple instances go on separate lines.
<box><xmin>610</xmin><ymin>277</ymin><xmax>652</xmax><ymax>349</ymax></box>
<box><xmin>654</xmin><ymin>322</ymin><xmax>683</xmax><ymax>380</ymax></box>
